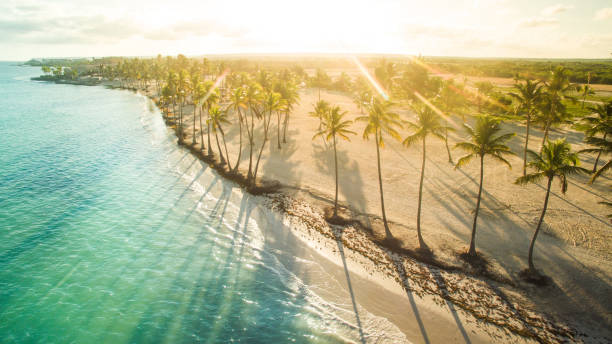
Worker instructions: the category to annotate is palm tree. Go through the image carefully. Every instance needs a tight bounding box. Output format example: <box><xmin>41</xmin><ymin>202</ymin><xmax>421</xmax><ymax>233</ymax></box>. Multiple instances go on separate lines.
<box><xmin>437</xmin><ymin>79</ymin><xmax>464</xmax><ymax>163</ymax></box>
<box><xmin>455</xmin><ymin>116</ymin><xmax>515</xmax><ymax>257</ymax></box>
<box><xmin>208</xmin><ymin>105</ymin><xmax>230</xmax><ymax>167</ymax></box>
<box><xmin>177</xmin><ymin>69</ymin><xmax>189</xmax><ymax>143</ymax></box>
<box><xmin>193</xmin><ymin>82</ymin><xmax>206</xmax><ymax>150</ymax></box>
<box><xmin>312</xmin><ymin>105</ymin><xmax>356</xmax><ymax>218</ymax></box>
<box><xmin>510</xmin><ymin>79</ymin><xmax>543</xmax><ymax>176</ymax></box>
<box><xmin>403</xmin><ymin>106</ymin><xmax>446</xmax><ymax>250</ymax></box>
<box><xmin>578</xmin><ymin>102</ymin><xmax>612</xmax><ymax>173</ymax></box>
<box><xmin>538</xmin><ymin>67</ymin><xmax>576</xmax><ymax>150</ymax></box>
<box><xmin>228</xmin><ymin>86</ymin><xmax>247</xmax><ymax>173</ymax></box>
<box><xmin>190</xmin><ymin>74</ymin><xmax>201</xmax><ymax>145</ymax></box>
<box><xmin>201</xmin><ymin>80</ymin><xmax>219</xmax><ymax>156</ymax></box>
<box><xmin>515</xmin><ymin>139</ymin><xmax>588</xmax><ymax>273</ymax></box>
<box><xmin>357</xmin><ymin>97</ymin><xmax>403</xmax><ymax>238</ymax></box>
<box><xmin>582</xmin><ymin>131</ymin><xmax>612</xmax><ymax>184</ymax></box>
<box><xmin>252</xmin><ymin>91</ymin><xmax>282</xmax><ymax>185</ymax></box>
<box><xmin>310</xmin><ymin>100</ymin><xmax>330</xmax><ymax>132</ymax></box>
<box><xmin>244</xmin><ymin>82</ymin><xmax>263</xmax><ymax>182</ymax></box>
<box><xmin>579</xmin><ymin>72</ymin><xmax>594</xmax><ymax>110</ymax></box>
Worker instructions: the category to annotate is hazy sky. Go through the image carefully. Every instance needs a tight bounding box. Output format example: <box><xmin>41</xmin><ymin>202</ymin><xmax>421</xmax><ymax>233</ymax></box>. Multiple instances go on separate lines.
<box><xmin>1</xmin><ymin>0</ymin><xmax>611</xmax><ymax>60</ymax></box>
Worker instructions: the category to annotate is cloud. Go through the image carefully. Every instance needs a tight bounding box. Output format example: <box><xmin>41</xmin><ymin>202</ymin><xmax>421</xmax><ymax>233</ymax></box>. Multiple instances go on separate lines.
<box><xmin>541</xmin><ymin>4</ymin><xmax>573</xmax><ymax>16</ymax></box>
<box><xmin>518</xmin><ymin>17</ymin><xmax>559</xmax><ymax>28</ymax></box>
<box><xmin>594</xmin><ymin>8</ymin><xmax>612</xmax><ymax>21</ymax></box>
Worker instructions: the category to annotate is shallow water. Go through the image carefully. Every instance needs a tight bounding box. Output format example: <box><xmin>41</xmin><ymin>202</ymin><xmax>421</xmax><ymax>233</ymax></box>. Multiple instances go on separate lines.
<box><xmin>0</xmin><ymin>63</ymin><xmax>407</xmax><ymax>343</ymax></box>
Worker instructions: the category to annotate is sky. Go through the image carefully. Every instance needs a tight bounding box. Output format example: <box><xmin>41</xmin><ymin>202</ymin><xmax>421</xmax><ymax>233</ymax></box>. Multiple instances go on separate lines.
<box><xmin>1</xmin><ymin>0</ymin><xmax>611</xmax><ymax>60</ymax></box>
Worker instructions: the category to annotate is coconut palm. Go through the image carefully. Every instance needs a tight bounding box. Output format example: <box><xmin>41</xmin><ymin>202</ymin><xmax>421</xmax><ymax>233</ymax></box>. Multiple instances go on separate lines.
<box><xmin>177</xmin><ymin>69</ymin><xmax>189</xmax><ymax>143</ymax></box>
<box><xmin>228</xmin><ymin>86</ymin><xmax>247</xmax><ymax>173</ymax></box>
<box><xmin>515</xmin><ymin>139</ymin><xmax>588</xmax><ymax>273</ymax></box>
<box><xmin>310</xmin><ymin>100</ymin><xmax>330</xmax><ymax>132</ymax></box>
<box><xmin>244</xmin><ymin>82</ymin><xmax>263</xmax><ymax>182</ymax></box>
<box><xmin>582</xmin><ymin>131</ymin><xmax>612</xmax><ymax>184</ymax></box>
<box><xmin>193</xmin><ymin>82</ymin><xmax>207</xmax><ymax>150</ymax></box>
<box><xmin>201</xmin><ymin>80</ymin><xmax>219</xmax><ymax>156</ymax></box>
<box><xmin>209</xmin><ymin>105</ymin><xmax>231</xmax><ymax>167</ymax></box>
<box><xmin>455</xmin><ymin>116</ymin><xmax>515</xmax><ymax>257</ymax></box>
<box><xmin>357</xmin><ymin>97</ymin><xmax>403</xmax><ymax>238</ymax></box>
<box><xmin>403</xmin><ymin>106</ymin><xmax>446</xmax><ymax>250</ymax></box>
<box><xmin>510</xmin><ymin>79</ymin><xmax>543</xmax><ymax>176</ymax></box>
<box><xmin>312</xmin><ymin>105</ymin><xmax>356</xmax><ymax>218</ymax></box>
<box><xmin>190</xmin><ymin>74</ymin><xmax>201</xmax><ymax>145</ymax></box>
<box><xmin>252</xmin><ymin>91</ymin><xmax>282</xmax><ymax>185</ymax></box>
<box><xmin>579</xmin><ymin>102</ymin><xmax>612</xmax><ymax>173</ymax></box>
<box><xmin>538</xmin><ymin>67</ymin><xmax>577</xmax><ymax>150</ymax></box>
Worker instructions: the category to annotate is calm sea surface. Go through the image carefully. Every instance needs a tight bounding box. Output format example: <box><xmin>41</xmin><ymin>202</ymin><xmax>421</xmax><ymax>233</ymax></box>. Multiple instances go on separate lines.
<box><xmin>0</xmin><ymin>63</ymin><xmax>406</xmax><ymax>343</ymax></box>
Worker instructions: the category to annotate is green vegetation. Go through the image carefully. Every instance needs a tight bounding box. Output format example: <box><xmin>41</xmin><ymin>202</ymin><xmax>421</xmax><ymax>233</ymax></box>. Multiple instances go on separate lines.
<box><xmin>42</xmin><ymin>53</ymin><xmax>609</xmax><ymax>283</ymax></box>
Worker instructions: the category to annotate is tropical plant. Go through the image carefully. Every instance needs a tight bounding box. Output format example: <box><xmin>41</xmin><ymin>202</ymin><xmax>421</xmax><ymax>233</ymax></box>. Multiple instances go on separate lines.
<box><xmin>313</xmin><ymin>105</ymin><xmax>356</xmax><ymax>218</ymax></box>
<box><xmin>515</xmin><ymin>139</ymin><xmax>588</xmax><ymax>274</ymax></box>
<box><xmin>455</xmin><ymin>116</ymin><xmax>515</xmax><ymax>257</ymax></box>
<box><xmin>208</xmin><ymin>105</ymin><xmax>231</xmax><ymax>167</ymax></box>
<box><xmin>228</xmin><ymin>86</ymin><xmax>247</xmax><ymax>173</ymax></box>
<box><xmin>403</xmin><ymin>106</ymin><xmax>446</xmax><ymax>250</ymax></box>
<box><xmin>578</xmin><ymin>102</ymin><xmax>612</xmax><ymax>173</ymax></box>
<box><xmin>537</xmin><ymin>67</ymin><xmax>577</xmax><ymax>150</ymax></box>
<box><xmin>357</xmin><ymin>97</ymin><xmax>403</xmax><ymax>238</ymax></box>
<box><xmin>310</xmin><ymin>100</ymin><xmax>330</xmax><ymax>132</ymax></box>
<box><xmin>252</xmin><ymin>91</ymin><xmax>282</xmax><ymax>185</ymax></box>
<box><xmin>509</xmin><ymin>78</ymin><xmax>543</xmax><ymax>176</ymax></box>
<box><xmin>201</xmin><ymin>80</ymin><xmax>219</xmax><ymax>156</ymax></box>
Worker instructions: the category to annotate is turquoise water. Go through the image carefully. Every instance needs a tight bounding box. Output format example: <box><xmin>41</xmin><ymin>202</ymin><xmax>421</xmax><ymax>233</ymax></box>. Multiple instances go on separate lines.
<box><xmin>0</xmin><ymin>63</ymin><xmax>408</xmax><ymax>343</ymax></box>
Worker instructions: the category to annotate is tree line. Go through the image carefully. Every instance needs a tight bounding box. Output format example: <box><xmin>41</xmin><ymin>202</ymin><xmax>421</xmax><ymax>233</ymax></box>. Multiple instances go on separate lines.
<box><xmin>101</xmin><ymin>55</ymin><xmax>610</xmax><ymax>282</ymax></box>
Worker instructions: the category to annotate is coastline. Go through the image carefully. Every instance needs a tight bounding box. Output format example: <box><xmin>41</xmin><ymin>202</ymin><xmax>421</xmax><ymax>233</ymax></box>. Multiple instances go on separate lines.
<box><xmin>125</xmin><ymin>84</ymin><xmax>590</xmax><ymax>343</ymax></box>
<box><xmin>32</xmin><ymin>75</ymin><xmax>609</xmax><ymax>342</ymax></box>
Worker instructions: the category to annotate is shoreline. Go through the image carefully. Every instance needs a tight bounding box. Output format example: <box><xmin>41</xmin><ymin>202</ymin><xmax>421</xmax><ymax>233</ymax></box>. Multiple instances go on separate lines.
<box><xmin>127</xmin><ymin>84</ymin><xmax>591</xmax><ymax>343</ymax></box>
<box><xmin>34</xmin><ymin>75</ymin><xmax>609</xmax><ymax>342</ymax></box>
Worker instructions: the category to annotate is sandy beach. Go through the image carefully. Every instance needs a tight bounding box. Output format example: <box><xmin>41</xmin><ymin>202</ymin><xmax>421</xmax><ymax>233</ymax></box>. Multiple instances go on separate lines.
<box><xmin>130</xmin><ymin>80</ymin><xmax>611</xmax><ymax>342</ymax></box>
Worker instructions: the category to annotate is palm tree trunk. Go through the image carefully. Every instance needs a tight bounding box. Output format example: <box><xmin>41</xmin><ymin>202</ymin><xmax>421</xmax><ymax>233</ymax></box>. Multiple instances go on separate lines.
<box><xmin>219</xmin><ymin>125</ymin><xmax>231</xmax><ymax>169</ymax></box>
<box><xmin>333</xmin><ymin>134</ymin><xmax>339</xmax><ymax>217</ymax></box>
<box><xmin>207</xmin><ymin>110</ymin><xmax>213</xmax><ymax>156</ymax></box>
<box><xmin>199</xmin><ymin>106</ymin><xmax>205</xmax><ymax>152</ymax></box>
<box><xmin>593</xmin><ymin>133</ymin><xmax>606</xmax><ymax>173</ymax></box>
<box><xmin>528</xmin><ymin>177</ymin><xmax>552</xmax><ymax>272</ymax></box>
<box><xmin>469</xmin><ymin>154</ymin><xmax>485</xmax><ymax>256</ymax></box>
<box><xmin>214</xmin><ymin>128</ymin><xmax>225</xmax><ymax>165</ymax></box>
<box><xmin>233</xmin><ymin>109</ymin><xmax>244</xmax><ymax>173</ymax></box>
<box><xmin>277</xmin><ymin>111</ymin><xmax>282</xmax><ymax>149</ymax></box>
<box><xmin>282</xmin><ymin>110</ymin><xmax>289</xmax><ymax>143</ymax></box>
<box><xmin>540</xmin><ymin>121</ymin><xmax>550</xmax><ymax>152</ymax></box>
<box><xmin>444</xmin><ymin>127</ymin><xmax>453</xmax><ymax>163</ymax></box>
<box><xmin>192</xmin><ymin>102</ymin><xmax>197</xmax><ymax>146</ymax></box>
<box><xmin>253</xmin><ymin>112</ymin><xmax>271</xmax><ymax>185</ymax></box>
<box><xmin>417</xmin><ymin>137</ymin><xmax>427</xmax><ymax>249</ymax></box>
<box><xmin>375</xmin><ymin>130</ymin><xmax>392</xmax><ymax>238</ymax></box>
<box><xmin>247</xmin><ymin>110</ymin><xmax>255</xmax><ymax>181</ymax></box>
<box><xmin>523</xmin><ymin>114</ymin><xmax>531</xmax><ymax>176</ymax></box>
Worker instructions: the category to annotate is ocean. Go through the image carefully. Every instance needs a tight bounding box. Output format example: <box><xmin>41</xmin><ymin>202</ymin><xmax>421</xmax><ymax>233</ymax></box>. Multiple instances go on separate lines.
<box><xmin>0</xmin><ymin>62</ymin><xmax>406</xmax><ymax>343</ymax></box>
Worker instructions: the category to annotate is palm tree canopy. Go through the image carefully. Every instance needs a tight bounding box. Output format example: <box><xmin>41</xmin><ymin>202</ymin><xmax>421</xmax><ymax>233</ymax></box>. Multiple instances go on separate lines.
<box><xmin>208</xmin><ymin>106</ymin><xmax>229</xmax><ymax>131</ymax></box>
<box><xmin>455</xmin><ymin>115</ymin><xmax>516</xmax><ymax>168</ymax></box>
<box><xmin>509</xmin><ymin>79</ymin><xmax>543</xmax><ymax>114</ymax></box>
<box><xmin>580</xmin><ymin>102</ymin><xmax>612</xmax><ymax>137</ymax></box>
<box><xmin>516</xmin><ymin>139</ymin><xmax>589</xmax><ymax>192</ymax></box>
<box><xmin>310</xmin><ymin>100</ymin><xmax>330</xmax><ymax>120</ymax></box>
<box><xmin>313</xmin><ymin>105</ymin><xmax>356</xmax><ymax>142</ymax></box>
<box><xmin>356</xmin><ymin>97</ymin><xmax>403</xmax><ymax>147</ymax></box>
<box><xmin>403</xmin><ymin>106</ymin><xmax>446</xmax><ymax>147</ymax></box>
